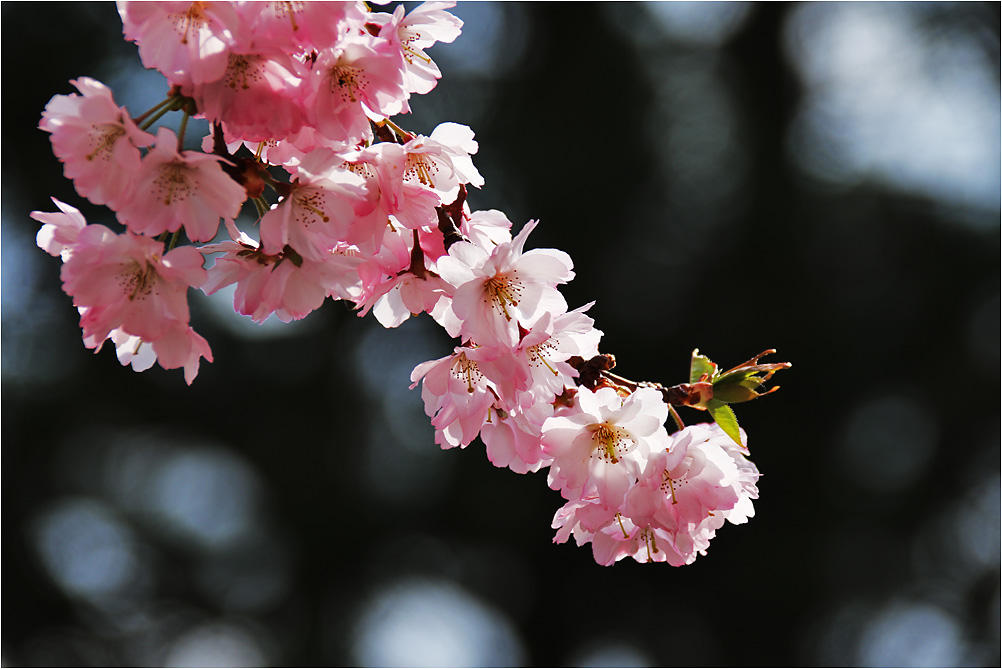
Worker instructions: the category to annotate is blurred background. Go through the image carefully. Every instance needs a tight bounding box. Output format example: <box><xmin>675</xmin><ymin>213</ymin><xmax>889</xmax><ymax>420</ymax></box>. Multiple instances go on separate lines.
<box><xmin>3</xmin><ymin>2</ymin><xmax>999</xmax><ymax>666</ymax></box>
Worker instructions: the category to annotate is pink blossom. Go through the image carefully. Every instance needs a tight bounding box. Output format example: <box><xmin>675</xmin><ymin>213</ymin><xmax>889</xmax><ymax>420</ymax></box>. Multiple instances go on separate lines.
<box><xmin>542</xmin><ymin>386</ymin><xmax>669</xmax><ymax>507</ymax></box>
<box><xmin>94</xmin><ymin>323</ymin><xmax>212</xmax><ymax>385</ymax></box>
<box><xmin>551</xmin><ymin>496</ymin><xmax>620</xmax><ymax>548</ymax></box>
<box><xmin>340</xmin><ymin>142</ymin><xmax>441</xmax><ymax>243</ymax></box>
<box><xmin>479</xmin><ymin>404</ymin><xmax>553</xmax><ymax>474</ymax></box>
<box><xmin>623</xmin><ymin>423</ymin><xmax>760</xmax><ymax>565</ymax></box>
<box><xmin>40</xmin><ymin>77</ymin><xmax>154</xmax><ymax>210</ymax></box>
<box><xmin>202</xmin><ymin>221</ymin><xmax>363</xmax><ymax>323</ymax></box>
<box><xmin>371</xmin><ymin>1</ymin><xmax>463</xmax><ymax>95</ymax></box>
<box><xmin>508</xmin><ymin>306</ymin><xmax>603</xmax><ymax>409</ymax></box>
<box><xmin>360</xmin><ymin>271</ymin><xmax>453</xmax><ymax>328</ymax></box>
<box><xmin>460</xmin><ymin>209</ymin><xmax>513</xmax><ymax>251</ymax></box>
<box><xmin>60</xmin><ymin>223</ymin><xmax>206</xmax><ymax>344</ymax></box>
<box><xmin>152</xmin><ymin>323</ymin><xmax>213</xmax><ymax>383</ymax></box>
<box><xmin>259</xmin><ymin>148</ymin><xmax>367</xmax><ymax>260</ymax></box>
<box><xmin>550</xmin><ymin>498</ymin><xmax>693</xmax><ymax>566</ymax></box>
<box><xmin>305</xmin><ymin>35</ymin><xmax>408</xmax><ymax>143</ymax></box>
<box><xmin>410</xmin><ymin>345</ymin><xmax>509</xmax><ymax>449</ymax></box>
<box><xmin>437</xmin><ymin>220</ymin><xmax>573</xmax><ymax>348</ymax></box>
<box><xmin>233</xmin><ymin>0</ymin><xmax>364</xmax><ymax>53</ymax></box>
<box><xmin>398</xmin><ymin>124</ymin><xmax>484</xmax><ymax>202</ymax></box>
<box><xmin>33</xmin><ymin>200</ymin><xmax>212</xmax><ymax>382</ymax></box>
<box><xmin>94</xmin><ymin>327</ymin><xmax>157</xmax><ymax>374</ymax></box>
<box><xmin>200</xmin><ymin>123</ymin><xmax>350</xmax><ymax>172</ymax></box>
<box><xmin>118</xmin><ymin>1</ymin><xmax>243</xmax><ymax>86</ymax></box>
<box><xmin>190</xmin><ymin>49</ymin><xmax>307</xmax><ymax>142</ymax></box>
<box><xmin>349</xmin><ymin>229</ymin><xmax>458</xmax><ymax>328</ymax></box>
<box><xmin>35</xmin><ymin>205</ymin><xmax>214</xmax><ymax>384</ymax></box>
<box><xmin>116</xmin><ymin>127</ymin><xmax>246</xmax><ymax>241</ymax></box>
<box><xmin>590</xmin><ymin>519</ymin><xmax>691</xmax><ymax>566</ymax></box>
<box><xmin>32</xmin><ymin>198</ymin><xmax>88</xmax><ymax>261</ymax></box>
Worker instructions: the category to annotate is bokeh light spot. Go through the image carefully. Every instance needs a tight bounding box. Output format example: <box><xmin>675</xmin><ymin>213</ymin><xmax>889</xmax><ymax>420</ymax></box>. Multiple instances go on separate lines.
<box><xmin>163</xmin><ymin>622</ymin><xmax>268</xmax><ymax>668</ymax></box>
<box><xmin>150</xmin><ymin>448</ymin><xmax>261</xmax><ymax>550</ymax></box>
<box><xmin>32</xmin><ymin>498</ymin><xmax>140</xmax><ymax>602</ymax></box>
<box><xmin>858</xmin><ymin>601</ymin><xmax>965</xmax><ymax>667</ymax></box>
<box><xmin>351</xmin><ymin>577</ymin><xmax>525</xmax><ymax>667</ymax></box>
<box><xmin>839</xmin><ymin>393</ymin><xmax>938</xmax><ymax>493</ymax></box>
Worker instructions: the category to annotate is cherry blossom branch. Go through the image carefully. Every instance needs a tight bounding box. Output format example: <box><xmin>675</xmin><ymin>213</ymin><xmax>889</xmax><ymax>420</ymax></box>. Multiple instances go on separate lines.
<box><xmin>436</xmin><ymin>184</ymin><xmax>469</xmax><ymax>250</ymax></box>
<box><xmin>30</xmin><ymin>0</ymin><xmax>792</xmax><ymax>568</ymax></box>
<box><xmin>570</xmin><ymin>350</ymin><xmax>791</xmax><ymax>445</ymax></box>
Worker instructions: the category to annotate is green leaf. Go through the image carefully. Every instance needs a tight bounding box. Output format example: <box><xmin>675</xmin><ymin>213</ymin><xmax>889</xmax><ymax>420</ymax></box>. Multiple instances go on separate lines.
<box><xmin>712</xmin><ymin>375</ymin><xmax>765</xmax><ymax>403</ymax></box>
<box><xmin>706</xmin><ymin>399</ymin><xmax>743</xmax><ymax>447</ymax></box>
<box><xmin>689</xmin><ymin>349</ymin><xmax>717</xmax><ymax>384</ymax></box>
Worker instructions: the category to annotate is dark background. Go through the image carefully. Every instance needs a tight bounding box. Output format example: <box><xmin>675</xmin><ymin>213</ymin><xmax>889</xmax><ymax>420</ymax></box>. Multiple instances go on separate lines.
<box><xmin>3</xmin><ymin>2</ymin><xmax>999</xmax><ymax>666</ymax></box>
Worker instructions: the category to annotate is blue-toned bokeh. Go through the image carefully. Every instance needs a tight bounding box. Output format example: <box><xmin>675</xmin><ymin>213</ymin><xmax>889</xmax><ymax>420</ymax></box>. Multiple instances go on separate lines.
<box><xmin>3</xmin><ymin>2</ymin><xmax>999</xmax><ymax>666</ymax></box>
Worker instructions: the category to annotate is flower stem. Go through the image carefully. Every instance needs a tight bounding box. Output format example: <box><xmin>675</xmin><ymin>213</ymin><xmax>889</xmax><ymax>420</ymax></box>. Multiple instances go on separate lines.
<box><xmin>668</xmin><ymin>405</ymin><xmax>685</xmax><ymax>432</ymax></box>
<box><xmin>167</xmin><ymin>229</ymin><xmax>181</xmax><ymax>252</ymax></box>
<box><xmin>253</xmin><ymin>195</ymin><xmax>270</xmax><ymax>218</ymax></box>
<box><xmin>259</xmin><ymin>169</ymin><xmax>287</xmax><ymax>194</ymax></box>
<box><xmin>176</xmin><ymin>111</ymin><xmax>190</xmax><ymax>152</ymax></box>
<box><xmin>139</xmin><ymin>104</ymin><xmax>173</xmax><ymax>131</ymax></box>
<box><xmin>408</xmin><ymin>229</ymin><xmax>427</xmax><ymax>278</ymax></box>
<box><xmin>602</xmin><ymin>370</ymin><xmax>640</xmax><ymax>391</ymax></box>
<box><xmin>133</xmin><ymin>94</ymin><xmax>176</xmax><ymax>125</ymax></box>
<box><xmin>381</xmin><ymin>117</ymin><xmax>414</xmax><ymax>142</ymax></box>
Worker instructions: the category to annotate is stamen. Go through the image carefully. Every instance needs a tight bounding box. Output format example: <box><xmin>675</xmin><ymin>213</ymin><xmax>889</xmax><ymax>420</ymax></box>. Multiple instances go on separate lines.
<box><xmin>277</xmin><ymin>0</ymin><xmax>300</xmax><ymax>31</ymax></box>
<box><xmin>332</xmin><ymin>64</ymin><xmax>366</xmax><ymax>103</ymax></box>
<box><xmin>405</xmin><ymin>154</ymin><xmax>437</xmax><ymax>188</ymax></box>
<box><xmin>344</xmin><ymin>161</ymin><xmax>376</xmax><ymax>179</ymax></box>
<box><xmin>86</xmin><ymin>124</ymin><xmax>125</xmax><ymax>161</ymax></box>
<box><xmin>451</xmin><ymin>353</ymin><xmax>482</xmax><ymax>393</ymax></box>
<box><xmin>400</xmin><ymin>30</ymin><xmax>433</xmax><ymax>65</ymax></box>
<box><xmin>662</xmin><ymin>470</ymin><xmax>678</xmax><ymax>505</ymax></box>
<box><xmin>169</xmin><ymin>2</ymin><xmax>207</xmax><ymax>45</ymax></box>
<box><xmin>294</xmin><ymin>190</ymin><xmax>331</xmax><ymax>225</ymax></box>
<box><xmin>225</xmin><ymin>54</ymin><xmax>258</xmax><ymax>90</ymax></box>
<box><xmin>539</xmin><ymin>356</ymin><xmax>558</xmax><ymax>376</ymax></box>
<box><xmin>482</xmin><ymin>273</ymin><xmax>522</xmax><ymax>321</ymax></box>
<box><xmin>591</xmin><ymin>422</ymin><xmax>634</xmax><ymax>464</ymax></box>
<box><xmin>122</xmin><ymin>262</ymin><xmax>158</xmax><ymax>302</ymax></box>
<box><xmin>528</xmin><ymin>340</ymin><xmax>560</xmax><ymax>376</ymax></box>
<box><xmin>154</xmin><ymin>163</ymin><xmax>190</xmax><ymax>206</ymax></box>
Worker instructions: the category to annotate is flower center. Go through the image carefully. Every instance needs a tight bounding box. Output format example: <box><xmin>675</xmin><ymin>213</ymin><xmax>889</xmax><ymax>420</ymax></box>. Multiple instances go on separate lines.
<box><xmin>86</xmin><ymin>124</ymin><xmax>125</xmax><ymax>162</ymax></box>
<box><xmin>404</xmin><ymin>154</ymin><xmax>438</xmax><ymax>188</ymax></box>
<box><xmin>400</xmin><ymin>28</ymin><xmax>432</xmax><ymax>65</ymax></box>
<box><xmin>661</xmin><ymin>470</ymin><xmax>681</xmax><ymax>505</ymax></box>
<box><xmin>331</xmin><ymin>63</ymin><xmax>366</xmax><ymax>103</ymax></box>
<box><xmin>154</xmin><ymin>163</ymin><xmax>191</xmax><ymax>206</ymax></box>
<box><xmin>169</xmin><ymin>3</ymin><xmax>208</xmax><ymax>45</ymax></box>
<box><xmin>640</xmin><ymin>527</ymin><xmax>660</xmax><ymax>562</ymax></box>
<box><xmin>344</xmin><ymin>160</ymin><xmax>376</xmax><ymax>180</ymax></box>
<box><xmin>236</xmin><ymin>246</ymin><xmax>282</xmax><ymax>267</ymax></box>
<box><xmin>120</xmin><ymin>261</ymin><xmax>158</xmax><ymax>302</ymax></box>
<box><xmin>273</xmin><ymin>0</ymin><xmax>305</xmax><ymax>32</ymax></box>
<box><xmin>224</xmin><ymin>54</ymin><xmax>263</xmax><ymax>91</ymax></box>
<box><xmin>292</xmin><ymin>188</ymin><xmax>331</xmax><ymax>227</ymax></box>
<box><xmin>450</xmin><ymin>352</ymin><xmax>483</xmax><ymax>393</ymax></box>
<box><xmin>590</xmin><ymin>422</ymin><xmax>634</xmax><ymax>464</ymax></box>
<box><xmin>527</xmin><ymin>339</ymin><xmax>559</xmax><ymax>376</ymax></box>
<box><xmin>482</xmin><ymin>272</ymin><xmax>522</xmax><ymax>321</ymax></box>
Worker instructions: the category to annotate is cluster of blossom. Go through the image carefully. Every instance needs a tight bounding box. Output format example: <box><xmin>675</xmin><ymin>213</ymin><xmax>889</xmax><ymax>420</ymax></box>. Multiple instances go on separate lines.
<box><xmin>32</xmin><ymin>0</ymin><xmax>777</xmax><ymax>565</ymax></box>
